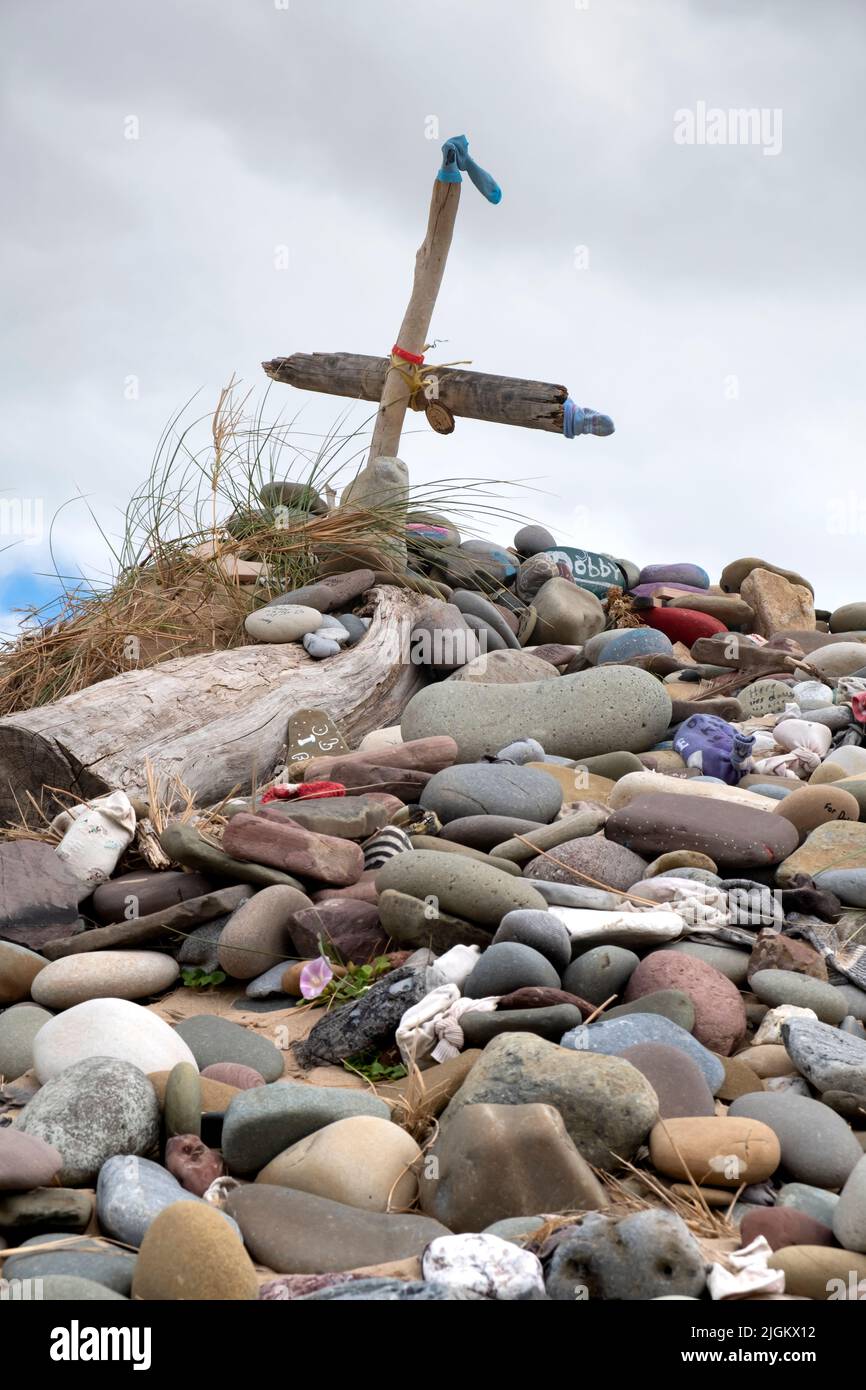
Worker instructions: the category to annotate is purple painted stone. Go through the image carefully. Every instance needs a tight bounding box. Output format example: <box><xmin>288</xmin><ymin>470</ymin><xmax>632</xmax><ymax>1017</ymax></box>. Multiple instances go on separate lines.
<box><xmin>638</xmin><ymin>564</ymin><xmax>710</xmax><ymax>590</ymax></box>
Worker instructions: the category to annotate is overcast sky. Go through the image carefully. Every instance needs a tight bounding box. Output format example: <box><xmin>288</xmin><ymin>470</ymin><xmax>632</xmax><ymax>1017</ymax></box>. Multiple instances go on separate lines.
<box><xmin>2</xmin><ymin>0</ymin><xmax>865</xmax><ymax>639</ymax></box>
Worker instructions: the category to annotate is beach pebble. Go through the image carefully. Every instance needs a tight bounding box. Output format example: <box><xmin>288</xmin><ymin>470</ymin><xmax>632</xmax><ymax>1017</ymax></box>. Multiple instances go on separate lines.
<box><xmin>0</xmin><ymin>1003</ymin><xmax>52</xmax><ymax>1081</ymax></box>
<box><xmin>442</xmin><ymin>1032</ymin><xmax>658</xmax><ymax>1170</ymax></box>
<box><xmin>244</xmin><ymin>605</ymin><xmax>323</xmax><ymax>642</ymax></box>
<box><xmin>562</xmin><ymin>946</ymin><xmax>639</xmax><ymax>1004</ymax></box>
<box><xmin>0</xmin><ymin>1130</ymin><xmax>62</xmax><ymax>1191</ymax></box>
<box><xmin>256</xmin><ymin>1115</ymin><xmax>421</xmax><ymax>1211</ymax></box>
<box><xmin>18</xmin><ymin>1057</ymin><xmax>160</xmax><ymax>1185</ymax></box>
<box><xmin>562</xmin><ymin>1014</ymin><xmax>725</xmax><ymax>1093</ymax></box>
<box><xmin>730</xmin><ymin>1092</ymin><xmax>863</xmax><ymax>1188</ymax></box>
<box><xmin>492</xmin><ymin>910</ymin><xmax>572</xmax><ymax>972</ymax></box>
<box><xmin>132</xmin><ymin>1200</ymin><xmax>258</xmax><ymax>1300</ymax></box>
<box><xmin>421</xmin><ymin>763</ymin><xmax>562</xmax><ymax>825</ymax></box>
<box><xmin>544</xmin><ymin>1209</ymin><xmax>706</xmax><ymax>1301</ymax></box>
<box><xmin>624</xmin><ymin>950</ymin><xmax>746</xmax><ymax>1055</ymax></box>
<box><xmin>32</xmin><ymin>998</ymin><xmax>196</xmax><ymax>1083</ymax></box>
<box><xmin>30</xmin><ymin>951</ymin><xmax>179</xmax><ymax>1010</ymax></box>
<box><xmin>173</xmin><ymin>1015</ymin><xmax>284</xmax><ymax>1082</ymax></box>
<box><xmin>402</xmin><ymin>666</ymin><xmax>672</xmax><ymax>762</ymax></box>
<box><xmin>221</xmin><ymin>1082</ymin><xmax>391</xmax><ymax>1175</ymax></box>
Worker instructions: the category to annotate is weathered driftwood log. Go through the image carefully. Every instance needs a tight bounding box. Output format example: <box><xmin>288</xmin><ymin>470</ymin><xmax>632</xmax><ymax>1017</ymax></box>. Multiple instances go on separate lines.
<box><xmin>262</xmin><ymin>352</ymin><xmax>569</xmax><ymax>434</ymax></box>
<box><xmin>367</xmin><ymin>175</ymin><xmax>462</xmax><ymax>463</ymax></box>
<box><xmin>0</xmin><ymin>587</ymin><xmax>432</xmax><ymax>825</ymax></box>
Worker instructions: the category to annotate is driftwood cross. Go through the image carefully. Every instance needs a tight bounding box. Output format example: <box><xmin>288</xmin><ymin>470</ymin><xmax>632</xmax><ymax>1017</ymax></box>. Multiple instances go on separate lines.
<box><xmin>264</xmin><ymin>135</ymin><xmax>614</xmax><ymax>457</ymax></box>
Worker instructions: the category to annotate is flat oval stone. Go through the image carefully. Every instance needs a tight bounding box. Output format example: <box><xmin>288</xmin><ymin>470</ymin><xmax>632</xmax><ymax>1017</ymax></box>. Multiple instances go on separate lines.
<box><xmin>30</xmin><ymin>951</ymin><xmax>179</xmax><ymax>1010</ymax></box>
<box><xmin>777</xmin><ymin>820</ymin><xmax>866</xmax><ymax>886</ymax></box>
<box><xmin>420</xmin><ymin>763</ymin><xmax>562</xmax><ymax>826</ymax></box>
<box><xmin>0</xmin><ymin>941</ymin><xmax>47</xmax><ymax>1004</ymax></box>
<box><xmin>729</xmin><ymin>1092</ymin><xmax>863</xmax><ymax>1188</ymax></box>
<box><xmin>2</xmin><ymin>1233</ymin><xmax>137</xmax><ymax>1294</ymax></box>
<box><xmin>244</xmin><ymin>605</ymin><xmax>323</xmax><ymax>642</ymax></box>
<box><xmin>402</xmin><ymin>666</ymin><xmax>672</xmax><ymax>763</ymax></box>
<box><xmin>374</xmin><ymin>850</ymin><xmax>547</xmax><ymax>928</ymax></box>
<box><xmin>639</xmin><ymin>563</ymin><xmax>710</xmax><ymax>589</ymax></box>
<box><xmin>439</xmin><ymin>816</ymin><xmax>544</xmax><ymax>852</ymax></box>
<box><xmin>228</xmin><ymin>1184</ymin><xmax>449</xmax><ymax>1274</ymax></box>
<box><xmin>750</xmin><ymin>970</ymin><xmax>848</xmax><ymax>1024</ymax></box>
<box><xmin>649</xmin><ymin>1116</ymin><xmax>780</xmax><ymax>1186</ymax></box>
<box><xmin>97</xmin><ymin>1153</ymin><xmax>224</xmax><ymax>1246</ymax></box>
<box><xmin>461</xmin><ymin>1004</ymin><xmax>583</xmax><ymax>1047</ymax></box>
<box><xmin>774</xmin><ymin>784</ymin><xmax>860</xmax><ymax>837</ymax></box>
<box><xmin>609</xmin><ymin>771</ymin><xmax>776</xmax><ymax>814</ymax></box>
<box><xmin>738</xmin><ymin>679</ymin><xmax>795</xmax><ymax>717</ymax></box>
<box><xmin>201</xmin><ymin>1062</ymin><xmax>265</xmax><ymax>1089</ymax></box>
<box><xmin>768</xmin><ymin>1245</ymin><xmax>866</xmax><ymax>1299</ymax></box>
<box><xmin>266</xmin><ymin>569</ymin><xmax>375</xmax><ymax>613</ymax></box>
<box><xmin>624</xmin><ymin>951</ymin><xmax>746</xmax><ymax>1055</ymax></box>
<box><xmin>830</xmin><ymin>602</ymin><xmax>866</xmax><ymax>633</ymax></box>
<box><xmin>777</xmin><ymin>1182</ymin><xmax>840</xmax><ymax>1225</ymax></box>
<box><xmin>808</xmin><ymin>642</ymin><xmax>866</xmax><ymax>678</ymax></box>
<box><xmin>740</xmin><ymin>1206</ymin><xmax>834</xmax><ymax>1251</ymax></box>
<box><xmin>514</xmin><ymin>524</ymin><xmax>557</xmax><ymax>555</ymax></box>
<box><xmin>601</xmin><ymin>989</ymin><xmax>696</xmax><ymax>1031</ymax></box>
<box><xmin>781</xmin><ymin>1017</ymin><xmax>866</xmax><ymax>1095</ymax></box>
<box><xmin>91</xmin><ymin>868</ymin><xmax>215</xmax><ymax>925</ymax></box>
<box><xmin>606</xmin><ymin>792</ymin><xmax>798</xmax><ymax>870</ymax></box>
<box><xmin>173</xmin><ymin>1015</ymin><xmax>284</xmax><ymax>1082</ymax></box>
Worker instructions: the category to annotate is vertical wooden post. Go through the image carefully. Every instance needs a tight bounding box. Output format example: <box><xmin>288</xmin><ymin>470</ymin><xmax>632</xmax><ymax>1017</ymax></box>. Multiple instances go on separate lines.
<box><xmin>366</xmin><ymin>178</ymin><xmax>462</xmax><ymax>465</ymax></box>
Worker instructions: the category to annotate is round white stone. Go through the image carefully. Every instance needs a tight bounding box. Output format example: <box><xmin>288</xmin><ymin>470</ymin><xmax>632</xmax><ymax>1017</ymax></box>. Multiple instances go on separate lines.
<box><xmin>32</xmin><ymin>997</ymin><xmax>197</xmax><ymax>1083</ymax></box>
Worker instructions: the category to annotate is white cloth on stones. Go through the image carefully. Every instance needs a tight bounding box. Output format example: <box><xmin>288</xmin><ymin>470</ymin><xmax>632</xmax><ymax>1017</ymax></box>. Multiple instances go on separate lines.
<box><xmin>428</xmin><ymin>944</ymin><xmax>482</xmax><ymax>989</ymax></box>
<box><xmin>707</xmin><ymin>1236</ymin><xmax>785</xmax><ymax>1301</ymax></box>
<box><xmin>396</xmin><ymin>984</ymin><xmax>499</xmax><ymax>1068</ymax></box>
<box><xmin>626</xmin><ymin>877</ymin><xmax>728</xmax><ymax>929</ymax></box>
<box><xmin>51</xmin><ymin>790</ymin><xmax>136</xmax><ymax>888</ymax></box>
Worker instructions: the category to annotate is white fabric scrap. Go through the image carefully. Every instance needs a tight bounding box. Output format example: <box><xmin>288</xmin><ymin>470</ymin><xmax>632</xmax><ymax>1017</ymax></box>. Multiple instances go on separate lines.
<box><xmin>422</xmin><ymin>1233</ymin><xmax>545</xmax><ymax>1300</ymax></box>
<box><xmin>627</xmin><ymin>878</ymin><xmax>728</xmax><ymax>929</ymax></box>
<box><xmin>395</xmin><ymin>984</ymin><xmax>499</xmax><ymax>1068</ymax></box>
<box><xmin>429</xmin><ymin>944</ymin><xmax>482</xmax><ymax>988</ymax></box>
<box><xmin>707</xmin><ymin>1235</ymin><xmax>785</xmax><ymax>1301</ymax></box>
<box><xmin>52</xmin><ymin>790</ymin><xmax>136</xmax><ymax>888</ymax></box>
